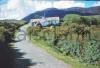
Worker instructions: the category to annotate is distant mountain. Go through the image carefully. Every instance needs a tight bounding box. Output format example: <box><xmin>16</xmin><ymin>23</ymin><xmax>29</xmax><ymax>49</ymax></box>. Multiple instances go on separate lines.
<box><xmin>23</xmin><ymin>6</ymin><xmax>100</xmax><ymax>22</ymax></box>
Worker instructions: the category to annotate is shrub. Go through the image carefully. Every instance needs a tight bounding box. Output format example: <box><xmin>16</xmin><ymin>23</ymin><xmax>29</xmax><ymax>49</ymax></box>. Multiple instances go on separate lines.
<box><xmin>57</xmin><ymin>40</ymin><xmax>80</xmax><ymax>57</ymax></box>
<box><xmin>57</xmin><ymin>39</ymin><xmax>100</xmax><ymax>64</ymax></box>
<box><xmin>83</xmin><ymin>40</ymin><xmax>100</xmax><ymax>64</ymax></box>
<box><xmin>0</xmin><ymin>26</ymin><xmax>5</xmax><ymax>42</ymax></box>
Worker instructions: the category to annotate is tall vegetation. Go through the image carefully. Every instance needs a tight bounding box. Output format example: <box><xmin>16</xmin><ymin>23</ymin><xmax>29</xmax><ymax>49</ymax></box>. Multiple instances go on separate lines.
<box><xmin>0</xmin><ymin>20</ymin><xmax>26</xmax><ymax>68</ymax></box>
<box><xmin>0</xmin><ymin>20</ymin><xmax>25</xmax><ymax>43</ymax></box>
<box><xmin>28</xmin><ymin>14</ymin><xmax>100</xmax><ymax>66</ymax></box>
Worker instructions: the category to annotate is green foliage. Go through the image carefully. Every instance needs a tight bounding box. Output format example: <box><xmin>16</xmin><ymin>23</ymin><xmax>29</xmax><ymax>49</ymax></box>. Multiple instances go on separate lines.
<box><xmin>92</xmin><ymin>15</ymin><xmax>100</xmax><ymax>25</ymax></box>
<box><xmin>81</xmin><ymin>16</ymin><xmax>98</xmax><ymax>25</ymax></box>
<box><xmin>57</xmin><ymin>40</ymin><xmax>80</xmax><ymax>57</ymax></box>
<box><xmin>57</xmin><ymin>39</ymin><xmax>100</xmax><ymax>64</ymax></box>
<box><xmin>28</xmin><ymin>14</ymin><xmax>100</xmax><ymax>66</ymax></box>
<box><xmin>63</xmin><ymin>14</ymin><xmax>100</xmax><ymax>26</ymax></box>
<box><xmin>27</xmin><ymin>26</ymin><xmax>32</xmax><ymax>35</ymax></box>
<box><xmin>83</xmin><ymin>40</ymin><xmax>100</xmax><ymax>64</ymax></box>
<box><xmin>0</xmin><ymin>20</ymin><xmax>24</xmax><ymax>42</ymax></box>
<box><xmin>0</xmin><ymin>26</ymin><xmax>5</xmax><ymax>42</ymax></box>
<box><xmin>63</xmin><ymin>14</ymin><xmax>81</xmax><ymax>25</ymax></box>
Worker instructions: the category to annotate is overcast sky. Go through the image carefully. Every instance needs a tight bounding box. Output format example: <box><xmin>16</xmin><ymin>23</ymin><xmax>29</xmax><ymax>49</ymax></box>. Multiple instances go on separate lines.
<box><xmin>0</xmin><ymin>0</ymin><xmax>100</xmax><ymax>20</ymax></box>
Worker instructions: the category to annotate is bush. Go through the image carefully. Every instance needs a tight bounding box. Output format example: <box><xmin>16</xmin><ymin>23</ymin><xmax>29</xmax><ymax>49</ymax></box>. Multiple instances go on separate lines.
<box><xmin>0</xmin><ymin>21</ymin><xmax>23</xmax><ymax>42</ymax></box>
<box><xmin>0</xmin><ymin>26</ymin><xmax>5</xmax><ymax>42</ymax></box>
<box><xmin>28</xmin><ymin>23</ymin><xmax>100</xmax><ymax>65</ymax></box>
<box><xmin>57</xmin><ymin>39</ymin><xmax>100</xmax><ymax>64</ymax></box>
<box><xmin>57</xmin><ymin>40</ymin><xmax>80</xmax><ymax>57</ymax></box>
<box><xmin>83</xmin><ymin>40</ymin><xmax>100</xmax><ymax>64</ymax></box>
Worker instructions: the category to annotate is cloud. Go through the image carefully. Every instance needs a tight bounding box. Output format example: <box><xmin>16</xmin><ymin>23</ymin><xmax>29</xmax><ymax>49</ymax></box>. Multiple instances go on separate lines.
<box><xmin>92</xmin><ymin>1</ymin><xmax>100</xmax><ymax>6</ymax></box>
<box><xmin>53</xmin><ymin>1</ymin><xmax>85</xmax><ymax>9</ymax></box>
<box><xmin>7</xmin><ymin>0</ymin><xmax>20</xmax><ymax>9</ymax></box>
<box><xmin>26</xmin><ymin>1</ymin><xmax>85</xmax><ymax>10</ymax></box>
<box><xmin>0</xmin><ymin>0</ymin><xmax>26</xmax><ymax>20</ymax></box>
<box><xmin>25</xmin><ymin>0</ymin><xmax>52</xmax><ymax>11</ymax></box>
<box><xmin>0</xmin><ymin>0</ymin><xmax>85</xmax><ymax>20</ymax></box>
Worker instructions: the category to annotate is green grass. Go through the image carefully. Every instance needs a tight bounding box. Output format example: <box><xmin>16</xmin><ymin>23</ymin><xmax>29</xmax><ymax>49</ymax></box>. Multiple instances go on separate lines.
<box><xmin>30</xmin><ymin>37</ymin><xmax>99</xmax><ymax>68</ymax></box>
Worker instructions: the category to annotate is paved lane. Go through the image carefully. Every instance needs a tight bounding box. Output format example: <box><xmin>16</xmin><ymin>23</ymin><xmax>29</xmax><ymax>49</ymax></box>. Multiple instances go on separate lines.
<box><xmin>13</xmin><ymin>25</ymin><xmax>71</xmax><ymax>68</ymax></box>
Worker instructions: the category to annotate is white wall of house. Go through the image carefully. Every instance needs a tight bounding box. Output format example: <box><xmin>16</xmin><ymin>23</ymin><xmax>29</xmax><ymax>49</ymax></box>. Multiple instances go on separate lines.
<box><xmin>29</xmin><ymin>17</ymin><xmax>59</xmax><ymax>26</ymax></box>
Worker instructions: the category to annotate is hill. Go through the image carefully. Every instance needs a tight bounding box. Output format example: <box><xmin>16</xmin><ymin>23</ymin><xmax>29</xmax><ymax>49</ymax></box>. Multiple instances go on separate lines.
<box><xmin>23</xmin><ymin>6</ymin><xmax>100</xmax><ymax>22</ymax></box>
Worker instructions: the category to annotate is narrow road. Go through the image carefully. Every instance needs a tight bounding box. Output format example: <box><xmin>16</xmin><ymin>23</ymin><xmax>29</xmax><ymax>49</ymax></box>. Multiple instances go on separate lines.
<box><xmin>13</xmin><ymin>25</ymin><xmax>71</xmax><ymax>68</ymax></box>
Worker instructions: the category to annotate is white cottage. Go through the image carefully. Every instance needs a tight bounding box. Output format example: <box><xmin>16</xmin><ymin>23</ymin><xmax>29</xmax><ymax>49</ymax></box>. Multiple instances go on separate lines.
<box><xmin>29</xmin><ymin>17</ymin><xmax>60</xmax><ymax>27</ymax></box>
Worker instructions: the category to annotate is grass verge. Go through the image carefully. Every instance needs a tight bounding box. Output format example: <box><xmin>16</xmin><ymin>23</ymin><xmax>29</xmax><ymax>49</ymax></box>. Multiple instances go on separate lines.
<box><xmin>30</xmin><ymin>37</ymin><xmax>99</xmax><ymax>68</ymax></box>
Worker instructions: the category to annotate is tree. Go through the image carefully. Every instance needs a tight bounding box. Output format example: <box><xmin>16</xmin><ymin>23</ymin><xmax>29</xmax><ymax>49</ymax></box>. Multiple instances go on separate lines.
<box><xmin>81</xmin><ymin>16</ymin><xmax>98</xmax><ymax>26</ymax></box>
<box><xmin>63</xmin><ymin>14</ymin><xmax>81</xmax><ymax>25</ymax></box>
<box><xmin>92</xmin><ymin>15</ymin><xmax>100</xmax><ymax>25</ymax></box>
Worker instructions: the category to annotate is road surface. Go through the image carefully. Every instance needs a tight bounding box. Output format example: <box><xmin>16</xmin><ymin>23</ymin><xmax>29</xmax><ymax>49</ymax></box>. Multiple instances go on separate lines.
<box><xmin>13</xmin><ymin>25</ymin><xmax>71</xmax><ymax>68</ymax></box>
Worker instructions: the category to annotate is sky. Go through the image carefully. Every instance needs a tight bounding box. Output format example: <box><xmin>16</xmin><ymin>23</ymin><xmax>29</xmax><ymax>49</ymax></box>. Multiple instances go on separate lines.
<box><xmin>0</xmin><ymin>0</ymin><xmax>100</xmax><ymax>20</ymax></box>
